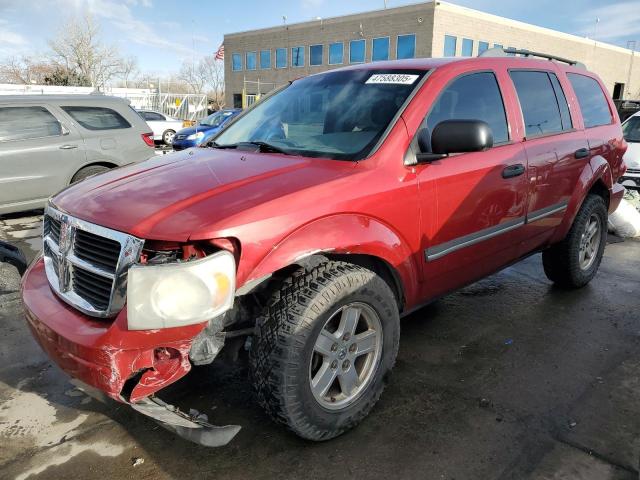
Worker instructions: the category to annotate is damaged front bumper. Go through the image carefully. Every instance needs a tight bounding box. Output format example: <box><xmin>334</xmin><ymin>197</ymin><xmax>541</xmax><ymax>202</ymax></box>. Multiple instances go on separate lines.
<box><xmin>22</xmin><ymin>258</ymin><xmax>240</xmax><ymax>446</ymax></box>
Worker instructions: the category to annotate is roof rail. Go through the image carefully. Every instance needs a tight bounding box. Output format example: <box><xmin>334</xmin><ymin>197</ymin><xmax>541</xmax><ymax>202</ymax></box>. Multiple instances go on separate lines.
<box><xmin>479</xmin><ymin>47</ymin><xmax>586</xmax><ymax>69</ymax></box>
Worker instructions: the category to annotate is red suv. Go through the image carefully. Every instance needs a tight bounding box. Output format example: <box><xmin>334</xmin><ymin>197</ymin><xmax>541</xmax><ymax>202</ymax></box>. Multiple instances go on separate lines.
<box><xmin>22</xmin><ymin>50</ymin><xmax>627</xmax><ymax>446</ymax></box>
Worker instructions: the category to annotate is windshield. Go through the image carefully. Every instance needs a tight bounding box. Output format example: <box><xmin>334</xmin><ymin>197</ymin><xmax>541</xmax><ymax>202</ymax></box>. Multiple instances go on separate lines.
<box><xmin>622</xmin><ymin>116</ymin><xmax>640</xmax><ymax>143</ymax></box>
<box><xmin>200</xmin><ymin>111</ymin><xmax>235</xmax><ymax>127</ymax></box>
<box><xmin>215</xmin><ymin>69</ymin><xmax>427</xmax><ymax>160</ymax></box>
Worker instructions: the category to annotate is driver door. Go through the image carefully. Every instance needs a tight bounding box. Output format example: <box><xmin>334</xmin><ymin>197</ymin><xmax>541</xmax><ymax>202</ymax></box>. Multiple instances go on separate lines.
<box><xmin>412</xmin><ymin>70</ymin><xmax>529</xmax><ymax>300</ymax></box>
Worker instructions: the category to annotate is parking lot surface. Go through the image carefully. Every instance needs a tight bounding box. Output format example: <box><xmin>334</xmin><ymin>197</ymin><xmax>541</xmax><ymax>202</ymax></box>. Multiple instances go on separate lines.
<box><xmin>1</xmin><ymin>212</ymin><xmax>639</xmax><ymax>480</ymax></box>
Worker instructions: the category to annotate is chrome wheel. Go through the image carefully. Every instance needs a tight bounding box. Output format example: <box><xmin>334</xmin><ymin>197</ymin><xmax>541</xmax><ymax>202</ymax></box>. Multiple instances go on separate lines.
<box><xmin>309</xmin><ymin>302</ymin><xmax>383</xmax><ymax>410</ymax></box>
<box><xmin>579</xmin><ymin>213</ymin><xmax>601</xmax><ymax>270</ymax></box>
<box><xmin>163</xmin><ymin>130</ymin><xmax>175</xmax><ymax>145</ymax></box>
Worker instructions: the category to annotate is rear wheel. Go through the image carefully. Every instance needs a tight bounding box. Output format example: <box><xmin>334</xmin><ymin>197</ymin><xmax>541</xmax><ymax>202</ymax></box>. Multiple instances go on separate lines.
<box><xmin>249</xmin><ymin>261</ymin><xmax>400</xmax><ymax>441</ymax></box>
<box><xmin>162</xmin><ymin>129</ymin><xmax>176</xmax><ymax>145</ymax></box>
<box><xmin>542</xmin><ymin>194</ymin><xmax>607</xmax><ymax>288</ymax></box>
<box><xmin>71</xmin><ymin>165</ymin><xmax>110</xmax><ymax>183</ymax></box>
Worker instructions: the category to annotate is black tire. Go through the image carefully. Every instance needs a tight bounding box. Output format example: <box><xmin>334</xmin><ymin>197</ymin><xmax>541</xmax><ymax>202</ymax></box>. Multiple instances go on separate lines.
<box><xmin>542</xmin><ymin>194</ymin><xmax>607</xmax><ymax>288</ymax></box>
<box><xmin>162</xmin><ymin>129</ymin><xmax>176</xmax><ymax>145</ymax></box>
<box><xmin>249</xmin><ymin>261</ymin><xmax>400</xmax><ymax>441</ymax></box>
<box><xmin>71</xmin><ymin>165</ymin><xmax>110</xmax><ymax>183</ymax></box>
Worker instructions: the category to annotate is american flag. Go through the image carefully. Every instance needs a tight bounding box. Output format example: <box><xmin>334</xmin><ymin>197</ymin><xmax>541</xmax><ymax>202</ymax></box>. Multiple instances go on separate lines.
<box><xmin>215</xmin><ymin>44</ymin><xmax>224</xmax><ymax>61</ymax></box>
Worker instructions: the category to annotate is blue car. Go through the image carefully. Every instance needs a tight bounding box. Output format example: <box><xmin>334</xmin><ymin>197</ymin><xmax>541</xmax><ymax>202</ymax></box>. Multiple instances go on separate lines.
<box><xmin>172</xmin><ymin>109</ymin><xmax>241</xmax><ymax>151</ymax></box>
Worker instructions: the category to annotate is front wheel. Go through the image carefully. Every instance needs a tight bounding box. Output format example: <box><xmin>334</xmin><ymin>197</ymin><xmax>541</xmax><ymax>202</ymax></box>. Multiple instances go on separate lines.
<box><xmin>250</xmin><ymin>261</ymin><xmax>400</xmax><ymax>441</ymax></box>
<box><xmin>542</xmin><ymin>194</ymin><xmax>607</xmax><ymax>288</ymax></box>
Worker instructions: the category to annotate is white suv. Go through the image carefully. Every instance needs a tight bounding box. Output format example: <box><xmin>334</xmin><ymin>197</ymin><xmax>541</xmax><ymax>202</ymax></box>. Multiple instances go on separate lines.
<box><xmin>621</xmin><ymin>111</ymin><xmax>640</xmax><ymax>190</ymax></box>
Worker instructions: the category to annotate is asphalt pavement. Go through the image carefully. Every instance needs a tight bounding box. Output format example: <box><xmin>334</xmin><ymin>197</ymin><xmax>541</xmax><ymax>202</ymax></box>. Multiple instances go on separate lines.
<box><xmin>1</xmin><ymin>211</ymin><xmax>639</xmax><ymax>480</ymax></box>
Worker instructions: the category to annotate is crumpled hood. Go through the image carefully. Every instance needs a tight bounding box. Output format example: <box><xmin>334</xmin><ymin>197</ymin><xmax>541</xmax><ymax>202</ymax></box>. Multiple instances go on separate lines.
<box><xmin>52</xmin><ymin>148</ymin><xmax>355</xmax><ymax>241</ymax></box>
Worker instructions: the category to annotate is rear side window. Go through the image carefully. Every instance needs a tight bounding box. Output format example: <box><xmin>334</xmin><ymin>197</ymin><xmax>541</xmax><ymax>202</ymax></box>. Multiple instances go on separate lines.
<box><xmin>142</xmin><ymin>111</ymin><xmax>165</xmax><ymax>121</ymax></box>
<box><xmin>426</xmin><ymin>71</ymin><xmax>509</xmax><ymax>144</ymax></box>
<box><xmin>567</xmin><ymin>73</ymin><xmax>612</xmax><ymax>128</ymax></box>
<box><xmin>510</xmin><ymin>71</ymin><xmax>568</xmax><ymax>137</ymax></box>
<box><xmin>0</xmin><ymin>106</ymin><xmax>61</xmax><ymax>142</ymax></box>
<box><xmin>548</xmin><ymin>73</ymin><xmax>572</xmax><ymax>130</ymax></box>
<box><xmin>62</xmin><ymin>106</ymin><xmax>131</xmax><ymax>131</ymax></box>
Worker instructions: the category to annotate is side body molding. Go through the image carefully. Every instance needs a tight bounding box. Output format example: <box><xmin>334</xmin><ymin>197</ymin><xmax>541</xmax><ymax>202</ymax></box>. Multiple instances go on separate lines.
<box><xmin>243</xmin><ymin>214</ymin><xmax>421</xmax><ymax>309</ymax></box>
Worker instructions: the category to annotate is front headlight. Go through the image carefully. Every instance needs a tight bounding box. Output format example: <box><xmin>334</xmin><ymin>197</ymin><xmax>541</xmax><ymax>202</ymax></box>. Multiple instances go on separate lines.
<box><xmin>186</xmin><ymin>131</ymin><xmax>205</xmax><ymax>141</ymax></box>
<box><xmin>127</xmin><ymin>250</ymin><xmax>235</xmax><ymax>330</ymax></box>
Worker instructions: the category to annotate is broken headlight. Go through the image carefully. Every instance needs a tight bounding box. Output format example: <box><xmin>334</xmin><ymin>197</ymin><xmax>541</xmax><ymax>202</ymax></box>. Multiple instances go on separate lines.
<box><xmin>127</xmin><ymin>250</ymin><xmax>235</xmax><ymax>330</ymax></box>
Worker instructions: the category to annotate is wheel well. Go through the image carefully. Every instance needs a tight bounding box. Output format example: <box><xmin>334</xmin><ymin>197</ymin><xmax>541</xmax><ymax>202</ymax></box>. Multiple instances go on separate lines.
<box><xmin>71</xmin><ymin>162</ymin><xmax>118</xmax><ymax>182</ymax></box>
<box><xmin>588</xmin><ymin>179</ymin><xmax>610</xmax><ymax>208</ymax></box>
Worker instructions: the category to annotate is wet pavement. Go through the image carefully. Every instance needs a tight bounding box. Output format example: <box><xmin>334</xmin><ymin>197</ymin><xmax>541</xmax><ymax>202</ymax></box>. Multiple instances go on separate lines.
<box><xmin>1</xmin><ymin>212</ymin><xmax>639</xmax><ymax>480</ymax></box>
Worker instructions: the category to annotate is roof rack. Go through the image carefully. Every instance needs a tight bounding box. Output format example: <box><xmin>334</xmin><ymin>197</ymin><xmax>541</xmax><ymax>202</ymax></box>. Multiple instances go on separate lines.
<box><xmin>479</xmin><ymin>47</ymin><xmax>586</xmax><ymax>69</ymax></box>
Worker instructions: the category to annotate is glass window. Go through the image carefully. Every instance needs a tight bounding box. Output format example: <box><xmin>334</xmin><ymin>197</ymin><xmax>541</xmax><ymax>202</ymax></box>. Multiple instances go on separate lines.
<box><xmin>478</xmin><ymin>41</ymin><xmax>489</xmax><ymax>55</ymax></box>
<box><xmin>0</xmin><ymin>106</ymin><xmax>61</xmax><ymax>142</ymax></box>
<box><xmin>372</xmin><ymin>37</ymin><xmax>390</xmax><ymax>61</ymax></box>
<box><xmin>444</xmin><ymin>35</ymin><xmax>457</xmax><ymax>57</ymax></box>
<box><xmin>350</xmin><ymin>39</ymin><xmax>366</xmax><ymax>63</ymax></box>
<box><xmin>567</xmin><ymin>73</ymin><xmax>612</xmax><ymax>128</ymax></box>
<box><xmin>461</xmin><ymin>38</ymin><xmax>473</xmax><ymax>57</ymax></box>
<box><xmin>510</xmin><ymin>71</ymin><xmax>564</xmax><ymax>137</ymax></box>
<box><xmin>548</xmin><ymin>73</ymin><xmax>573</xmax><ymax>130</ymax></box>
<box><xmin>200</xmin><ymin>110</ymin><xmax>236</xmax><ymax>127</ymax></box>
<box><xmin>232</xmin><ymin>53</ymin><xmax>242</xmax><ymax>71</ymax></box>
<box><xmin>61</xmin><ymin>106</ymin><xmax>131</xmax><ymax>131</ymax></box>
<box><xmin>425</xmin><ymin>72</ymin><xmax>509</xmax><ymax>145</ymax></box>
<box><xmin>215</xmin><ymin>68</ymin><xmax>427</xmax><ymax>161</ymax></box>
<box><xmin>141</xmin><ymin>111</ymin><xmax>165</xmax><ymax>121</ymax></box>
<box><xmin>276</xmin><ymin>48</ymin><xmax>287</xmax><ymax>69</ymax></box>
<box><xmin>329</xmin><ymin>42</ymin><xmax>344</xmax><ymax>65</ymax></box>
<box><xmin>246</xmin><ymin>52</ymin><xmax>257</xmax><ymax>71</ymax></box>
<box><xmin>291</xmin><ymin>46</ymin><xmax>304</xmax><ymax>67</ymax></box>
<box><xmin>310</xmin><ymin>44</ymin><xmax>323</xmax><ymax>66</ymax></box>
<box><xmin>260</xmin><ymin>50</ymin><xmax>271</xmax><ymax>69</ymax></box>
<box><xmin>622</xmin><ymin>115</ymin><xmax>640</xmax><ymax>142</ymax></box>
<box><xmin>397</xmin><ymin>34</ymin><xmax>416</xmax><ymax>59</ymax></box>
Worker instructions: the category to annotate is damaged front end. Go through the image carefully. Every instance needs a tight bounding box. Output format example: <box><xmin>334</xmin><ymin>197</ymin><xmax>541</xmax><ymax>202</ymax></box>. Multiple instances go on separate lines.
<box><xmin>22</xmin><ymin>235</ymin><xmax>257</xmax><ymax>447</ymax></box>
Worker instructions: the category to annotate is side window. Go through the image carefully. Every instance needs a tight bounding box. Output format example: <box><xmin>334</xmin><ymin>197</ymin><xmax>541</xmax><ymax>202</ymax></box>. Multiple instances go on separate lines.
<box><xmin>62</xmin><ymin>106</ymin><xmax>131</xmax><ymax>131</ymax></box>
<box><xmin>567</xmin><ymin>73</ymin><xmax>612</xmax><ymax>128</ymax></box>
<box><xmin>144</xmin><ymin>112</ymin><xmax>165</xmax><ymax>121</ymax></box>
<box><xmin>0</xmin><ymin>106</ymin><xmax>62</xmax><ymax>142</ymax></box>
<box><xmin>510</xmin><ymin>71</ymin><xmax>564</xmax><ymax>137</ymax></box>
<box><xmin>548</xmin><ymin>73</ymin><xmax>572</xmax><ymax>130</ymax></box>
<box><xmin>426</xmin><ymin>71</ymin><xmax>509</xmax><ymax>146</ymax></box>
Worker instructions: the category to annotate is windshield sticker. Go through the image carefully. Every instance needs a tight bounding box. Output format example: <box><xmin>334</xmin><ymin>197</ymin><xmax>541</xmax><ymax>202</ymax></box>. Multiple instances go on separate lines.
<box><xmin>365</xmin><ymin>74</ymin><xmax>419</xmax><ymax>85</ymax></box>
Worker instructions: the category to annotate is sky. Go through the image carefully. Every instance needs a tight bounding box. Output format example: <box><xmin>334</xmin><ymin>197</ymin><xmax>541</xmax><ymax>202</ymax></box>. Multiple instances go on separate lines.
<box><xmin>1</xmin><ymin>0</ymin><xmax>639</xmax><ymax>76</ymax></box>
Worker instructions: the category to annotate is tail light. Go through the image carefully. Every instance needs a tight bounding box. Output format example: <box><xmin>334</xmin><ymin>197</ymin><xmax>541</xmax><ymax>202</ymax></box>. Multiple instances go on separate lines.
<box><xmin>141</xmin><ymin>132</ymin><xmax>154</xmax><ymax>147</ymax></box>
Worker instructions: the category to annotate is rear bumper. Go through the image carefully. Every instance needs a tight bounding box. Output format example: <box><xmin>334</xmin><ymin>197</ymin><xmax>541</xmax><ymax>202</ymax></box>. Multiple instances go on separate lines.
<box><xmin>22</xmin><ymin>258</ymin><xmax>205</xmax><ymax>403</ymax></box>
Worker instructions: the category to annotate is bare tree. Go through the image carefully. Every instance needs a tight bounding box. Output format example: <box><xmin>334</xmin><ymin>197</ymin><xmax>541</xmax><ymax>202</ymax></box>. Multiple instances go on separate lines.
<box><xmin>0</xmin><ymin>56</ymin><xmax>56</xmax><ymax>84</ymax></box>
<box><xmin>118</xmin><ymin>56</ymin><xmax>139</xmax><ymax>88</ymax></box>
<box><xmin>178</xmin><ymin>60</ymin><xmax>206</xmax><ymax>94</ymax></box>
<box><xmin>48</xmin><ymin>13</ymin><xmax>126</xmax><ymax>88</ymax></box>
<box><xmin>198</xmin><ymin>56</ymin><xmax>225</xmax><ymax>108</ymax></box>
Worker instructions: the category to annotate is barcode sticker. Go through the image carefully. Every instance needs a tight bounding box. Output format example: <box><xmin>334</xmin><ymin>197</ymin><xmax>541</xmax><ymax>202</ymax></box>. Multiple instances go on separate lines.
<box><xmin>365</xmin><ymin>74</ymin><xmax>419</xmax><ymax>85</ymax></box>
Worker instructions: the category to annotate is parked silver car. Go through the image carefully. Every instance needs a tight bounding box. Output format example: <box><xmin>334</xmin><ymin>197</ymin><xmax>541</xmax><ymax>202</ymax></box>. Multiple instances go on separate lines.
<box><xmin>0</xmin><ymin>95</ymin><xmax>155</xmax><ymax>215</ymax></box>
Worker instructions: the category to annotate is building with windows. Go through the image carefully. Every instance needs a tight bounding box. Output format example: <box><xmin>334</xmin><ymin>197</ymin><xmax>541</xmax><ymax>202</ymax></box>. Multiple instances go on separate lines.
<box><xmin>223</xmin><ymin>1</ymin><xmax>640</xmax><ymax>108</ymax></box>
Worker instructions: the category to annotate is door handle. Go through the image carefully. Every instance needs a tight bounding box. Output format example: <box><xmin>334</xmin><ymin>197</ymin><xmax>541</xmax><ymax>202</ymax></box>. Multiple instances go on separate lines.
<box><xmin>502</xmin><ymin>163</ymin><xmax>525</xmax><ymax>179</ymax></box>
<box><xmin>574</xmin><ymin>148</ymin><xmax>589</xmax><ymax>159</ymax></box>
<box><xmin>59</xmin><ymin>144</ymin><xmax>78</xmax><ymax>150</ymax></box>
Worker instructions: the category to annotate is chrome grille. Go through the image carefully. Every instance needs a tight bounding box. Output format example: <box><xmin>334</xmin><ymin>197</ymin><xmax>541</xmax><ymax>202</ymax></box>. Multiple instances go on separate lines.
<box><xmin>627</xmin><ymin>168</ymin><xmax>640</xmax><ymax>174</ymax></box>
<box><xmin>43</xmin><ymin>205</ymin><xmax>144</xmax><ymax>318</ymax></box>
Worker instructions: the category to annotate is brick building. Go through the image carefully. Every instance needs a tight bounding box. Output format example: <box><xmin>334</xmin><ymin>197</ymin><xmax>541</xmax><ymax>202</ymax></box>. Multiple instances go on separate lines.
<box><xmin>223</xmin><ymin>1</ymin><xmax>639</xmax><ymax>108</ymax></box>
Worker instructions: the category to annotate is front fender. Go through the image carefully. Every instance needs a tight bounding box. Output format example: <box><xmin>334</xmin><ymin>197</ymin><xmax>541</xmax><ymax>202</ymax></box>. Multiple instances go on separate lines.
<box><xmin>243</xmin><ymin>214</ymin><xmax>421</xmax><ymax>308</ymax></box>
<box><xmin>551</xmin><ymin>156</ymin><xmax>612</xmax><ymax>243</ymax></box>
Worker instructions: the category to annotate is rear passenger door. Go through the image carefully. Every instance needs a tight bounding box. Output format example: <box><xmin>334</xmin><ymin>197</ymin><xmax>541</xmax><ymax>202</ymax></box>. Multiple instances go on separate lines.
<box><xmin>56</xmin><ymin>104</ymin><xmax>135</xmax><ymax>166</ymax></box>
<box><xmin>509</xmin><ymin>70</ymin><xmax>589</xmax><ymax>252</ymax></box>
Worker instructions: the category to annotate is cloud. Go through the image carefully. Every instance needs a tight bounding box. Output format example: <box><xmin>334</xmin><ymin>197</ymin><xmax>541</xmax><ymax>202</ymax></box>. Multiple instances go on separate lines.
<box><xmin>0</xmin><ymin>18</ymin><xmax>29</xmax><ymax>55</ymax></box>
<box><xmin>302</xmin><ymin>0</ymin><xmax>325</xmax><ymax>8</ymax></box>
<box><xmin>56</xmin><ymin>0</ymin><xmax>195</xmax><ymax>58</ymax></box>
<box><xmin>576</xmin><ymin>1</ymin><xmax>640</xmax><ymax>42</ymax></box>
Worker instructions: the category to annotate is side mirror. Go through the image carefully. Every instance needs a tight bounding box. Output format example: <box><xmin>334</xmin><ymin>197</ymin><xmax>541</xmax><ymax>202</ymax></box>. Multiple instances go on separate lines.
<box><xmin>416</xmin><ymin>120</ymin><xmax>493</xmax><ymax>163</ymax></box>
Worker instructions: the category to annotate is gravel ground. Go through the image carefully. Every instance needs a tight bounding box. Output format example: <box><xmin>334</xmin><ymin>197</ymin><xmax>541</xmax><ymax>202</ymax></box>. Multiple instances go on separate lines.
<box><xmin>1</xmin><ymin>213</ymin><xmax>639</xmax><ymax>480</ymax></box>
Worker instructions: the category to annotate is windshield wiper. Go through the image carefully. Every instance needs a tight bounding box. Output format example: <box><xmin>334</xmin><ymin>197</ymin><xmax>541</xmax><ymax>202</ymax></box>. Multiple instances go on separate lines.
<box><xmin>210</xmin><ymin>141</ymin><xmax>293</xmax><ymax>155</ymax></box>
